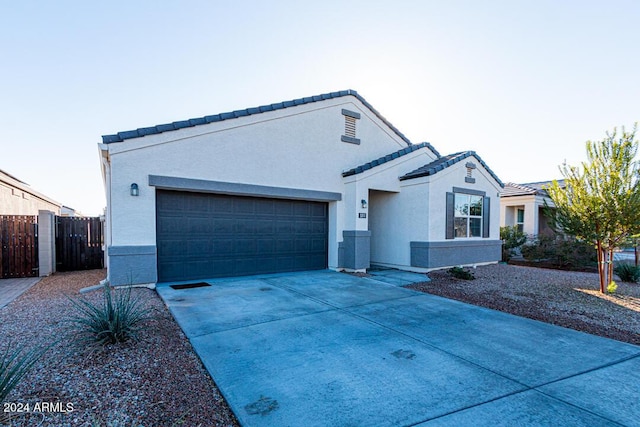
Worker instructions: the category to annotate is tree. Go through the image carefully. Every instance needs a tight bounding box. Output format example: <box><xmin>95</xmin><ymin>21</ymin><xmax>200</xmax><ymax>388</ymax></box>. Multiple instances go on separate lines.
<box><xmin>545</xmin><ymin>124</ymin><xmax>640</xmax><ymax>293</ymax></box>
<box><xmin>500</xmin><ymin>225</ymin><xmax>527</xmax><ymax>261</ymax></box>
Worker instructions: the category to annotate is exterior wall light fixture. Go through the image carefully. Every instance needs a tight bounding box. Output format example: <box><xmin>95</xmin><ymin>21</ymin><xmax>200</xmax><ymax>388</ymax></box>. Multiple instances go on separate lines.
<box><xmin>130</xmin><ymin>183</ymin><xmax>139</xmax><ymax>197</ymax></box>
<box><xmin>361</xmin><ymin>199</ymin><xmax>367</xmax><ymax>209</ymax></box>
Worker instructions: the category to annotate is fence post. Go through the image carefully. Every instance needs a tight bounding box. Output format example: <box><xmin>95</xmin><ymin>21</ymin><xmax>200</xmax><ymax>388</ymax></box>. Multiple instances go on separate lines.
<box><xmin>38</xmin><ymin>210</ymin><xmax>55</xmax><ymax>276</ymax></box>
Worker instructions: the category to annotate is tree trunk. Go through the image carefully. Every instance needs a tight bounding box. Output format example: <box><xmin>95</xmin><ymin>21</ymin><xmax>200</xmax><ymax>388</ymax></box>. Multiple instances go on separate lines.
<box><xmin>608</xmin><ymin>247</ymin><xmax>615</xmax><ymax>289</ymax></box>
<box><xmin>635</xmin><ymin>245</ymin><xmax>638</xmax><ymax>267</ymax></box>
<box><xmin>597</xmin><ymin>240</ymin><xmax>605</xmax><ymax>293</ymax></box>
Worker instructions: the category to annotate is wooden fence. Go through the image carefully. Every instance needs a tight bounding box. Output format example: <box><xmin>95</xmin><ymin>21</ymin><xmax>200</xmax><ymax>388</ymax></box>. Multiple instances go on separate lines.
<box><xmin>55</xmin><ymin>216</ymin><xmax>104</xmax><ymax>272</ymax></box>
<box><xmin>0</xmin><ymin>215</ymin><xmax>38</xmax><ymax>278</ymax></box>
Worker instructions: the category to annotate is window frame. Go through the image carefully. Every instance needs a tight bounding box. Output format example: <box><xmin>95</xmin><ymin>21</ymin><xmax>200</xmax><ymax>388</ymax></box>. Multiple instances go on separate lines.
<box><xmin>516</xmin><ymin>208</ymin><xmax>524</xmax><ymax>233</ymax></box>
<box><xmin>446</xmin><ymin>187</ymin><xmax>490</xmax><ymax>240</ymax></box>
<box><xmin>454</xmin><ymin>193</ymin><xmax>484</xmax><ymax>238</ymax></box>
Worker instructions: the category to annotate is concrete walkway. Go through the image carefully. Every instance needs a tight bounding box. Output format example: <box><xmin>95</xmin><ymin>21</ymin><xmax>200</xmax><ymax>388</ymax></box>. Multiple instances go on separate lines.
<box><xmin>157</xmin><ymin>270</ymin><xmax>640</xmax><ymax>427</ymax></box>
<box><xmin>0</xmin><ymin>277</ymin><xmax>41</xmax><ymax>309</ymax></box>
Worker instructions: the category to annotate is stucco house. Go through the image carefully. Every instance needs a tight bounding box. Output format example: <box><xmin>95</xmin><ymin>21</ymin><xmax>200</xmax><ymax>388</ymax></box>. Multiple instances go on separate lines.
<box><xmin>99</xmin><ymin>90</ymin><xmax>504</xmax><ymax>286</ymax></box>
<box><xmin>0</xmin><ymin>168</ymin><xmax>62</xmax><ymax>215</ymax></box>
<box><xmin>500</xmin><ymin>180</ymin><xmax>563</xmax><ymax>237</ymax></box>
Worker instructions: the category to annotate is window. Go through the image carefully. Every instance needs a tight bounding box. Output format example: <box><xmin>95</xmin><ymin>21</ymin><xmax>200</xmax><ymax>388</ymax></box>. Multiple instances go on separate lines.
<box><xmin>516</xmin><ymin>208</ymin><xmax>524</xmax><ymax>232</ymax></box>
<box><xmin>445</xmin><ymin>188</ymin><xmax>490</xmax><ymax>239</ymax></box>
<box><xmin>454</xmin><ymin>193</ymin><xmax>483</xmax><ymax>238</ymax></box>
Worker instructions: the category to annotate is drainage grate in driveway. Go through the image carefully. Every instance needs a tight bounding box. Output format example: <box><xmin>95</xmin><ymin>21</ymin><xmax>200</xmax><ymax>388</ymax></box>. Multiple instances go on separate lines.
<box><xmin>170</xmin><ymin>282</ymin><xmax>212</xmax><ymax>290</ymax></box>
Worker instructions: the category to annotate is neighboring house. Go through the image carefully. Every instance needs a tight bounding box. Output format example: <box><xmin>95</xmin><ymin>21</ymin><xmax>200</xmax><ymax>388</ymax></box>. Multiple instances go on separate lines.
<box><xmin>60</xmin><ymin>205</ymin><xmax>82</xmax><ymax>217</ymax></box>
<box><xmin>99</xmin><ymin>90</ymin><xmax>504</xmax><ymax>286</ymax></box>
<box><xmin>0</xmin><ymin>168</ymin><xmax>61</xmax><ymax>215</ymax></box>
<box><xmin>500</xmin><ymin>180</ymin><xmax>564</xmax><ymax>237</ymax></box>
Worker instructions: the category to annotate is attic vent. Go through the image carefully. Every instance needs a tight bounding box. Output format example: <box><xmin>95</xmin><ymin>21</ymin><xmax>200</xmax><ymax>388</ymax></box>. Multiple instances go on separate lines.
<box><xmin>465</xmin><ymin>162</ymin><xmax>476</xmax><ymax>184</ymax></box>
<box><xmin>341</xmin><ymin>109</ymin><xmax>361</xmax><ymax>145</ymax></box>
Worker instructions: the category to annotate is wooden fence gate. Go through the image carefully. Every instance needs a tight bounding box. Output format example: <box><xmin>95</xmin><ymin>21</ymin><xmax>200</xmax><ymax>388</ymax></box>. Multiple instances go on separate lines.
<box><xmin>55</xmin><ymin>217</ymin><xmax>104</xmax><ymax>272</ymax></box>
<box><xmin>0</xmin><ymin>215</ymin><xmax>39</xmax><ymax>278</ymax></box>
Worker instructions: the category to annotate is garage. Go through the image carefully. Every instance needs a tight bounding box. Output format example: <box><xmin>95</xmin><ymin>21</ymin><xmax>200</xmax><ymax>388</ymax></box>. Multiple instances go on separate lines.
<box><xmin>156</xmin><ymin>190</ymin><xmax>328</xmax><ymax>282</ymax></box>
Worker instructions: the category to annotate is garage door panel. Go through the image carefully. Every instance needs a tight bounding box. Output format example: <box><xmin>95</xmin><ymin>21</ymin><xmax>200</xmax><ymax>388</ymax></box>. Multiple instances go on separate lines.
<box><xmin>275</xmin><ymin>239</ymin><xmax>294</xmax><ymax>252</ymax></box>
<box><xmin>187</xmin><ymin>240</ymin><xmax>209</xmax><ymax>255</ymax></box>
<box><xmin>214</xmin><ymin>219</ymin><xmax>235</xmax><ymax>234</ymax></box>
<box><xmin>213</xmin><ymin>198</ymin><xmax>234</xmax><ymax>214</ymax></box>
<box><xmin>212</xmin><ymin>239</ymin><xmax>234</xmax><ymax>253</ymax></box>
<box><xmin>158</xmin><ymin>239</ymin><xmax>187</xmax><ymax>257</ymax></box>
<box><xmin>311</xmin><ymin>239</ymin><xmax>327</xmax><ymax>251</ymax></box>
<box><xmin>255</xmin><ymin>220</ymin><xmax>274</xmax><ymax>234</ymax></box>
<box><xmin>275</xmin><ymin>201</ymin><xmax>293</xmax><ymax>216</ymax></box>
<box><xmin>188</xmin><ymin>194</ymin><xmax>210</xmax><ymax>212</ymax></box>
<box><xmin>294</xmin><ymin>203</ymin><xmax>310</xmax><ymax>216</ymax></box>
<box><xmin>156</xmin><ymin>191</ymin><xmax>328</xmax><ymax>282</ymax></box>
<box><xmin>275</xmin><ymin>221</ymin><xmax>293</xmax><ymax>234</ymax></box>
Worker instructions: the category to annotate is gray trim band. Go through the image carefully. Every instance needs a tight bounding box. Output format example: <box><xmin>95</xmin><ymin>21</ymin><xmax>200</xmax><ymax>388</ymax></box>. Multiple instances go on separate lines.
<box><xmin>108</xmin><ymin>245</ymin><xmax>156</xmax><ymax>256</ymax></box>
<box><xmin>341</xmin><ymin>109</ymin><xmax>361</xmax><ymax>119</ymax></box>
<box><xmin>107</xmin><ymin>245</ymin><xmax>158</xmax><ymax>286</ymax></box>
<box><xmin>453</xmin><ymin>186</ymin><xmax>485</xmax><ymax>196</ymax></box>
<box><xmin>411</xmin><ymin>240</ymin><xmax>501</xmax><ymax>269</ymax></box>
<box><xmin>343</xmin><ymin>230</ymin><xmax>372</xmax><ymax>237</ymax></box>
<box><xmin>465</xmin><ymin>162</ymin><xmax>477</xmax><ymax>169</ymax></box>
<box><xmin>465</xmin><ymin>177</ymin><xmax>476</xmax><ymax>184</ymax></box>
<box><xmin>148</xmin><ymin>175</ymin><xmax>342</xmax><ymax>202</ymax></box>
<box><xmin>341</xmin><ymin>135</ymin><xmax>361</xmax><ymax>145</ymax></box>
<box><xmin>341</xmin><ymin>230</ymin><xmax>370</xmax><ymax>270</ymax></box>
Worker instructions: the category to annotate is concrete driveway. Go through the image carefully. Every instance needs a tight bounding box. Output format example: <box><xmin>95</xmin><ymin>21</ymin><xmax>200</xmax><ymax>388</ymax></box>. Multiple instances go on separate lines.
<box><xmin>156</xmin><ymin>270</ymin><xmax>640</xmax><ymax>426</ymax></box>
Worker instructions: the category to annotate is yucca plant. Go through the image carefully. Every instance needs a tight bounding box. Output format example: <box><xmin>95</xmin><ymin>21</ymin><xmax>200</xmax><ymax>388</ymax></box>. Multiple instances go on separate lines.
<box><xmin>1</xmin><ymin>341</ymin><xmax>47</xmax><ymax>404</ymax></box>
<box><xmin>68</xmin><ymin>283</ymin><xmax>153</xmax><ymax>345</ymax></box>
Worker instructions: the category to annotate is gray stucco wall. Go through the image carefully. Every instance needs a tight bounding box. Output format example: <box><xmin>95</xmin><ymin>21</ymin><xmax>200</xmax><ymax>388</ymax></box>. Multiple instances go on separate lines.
<box><xmin>108</xmin><ymin>245</ymin><xmax>157</xmax><ymax>285</ymax></box>
<box><xmin>411</xmin><ymin>240</ymin><xmax>501</xmax><ymax>269</ymax></box>
<box><xmin>341</xmin><ymin>230</ymin><xmax>371</xmax><ymax>270</ymax></box>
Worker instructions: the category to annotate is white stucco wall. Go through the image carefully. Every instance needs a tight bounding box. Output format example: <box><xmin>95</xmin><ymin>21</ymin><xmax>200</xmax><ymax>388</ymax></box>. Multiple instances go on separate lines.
<box><xmin>423</xmin><ymin>159</ymin><xmax>502</xmax><ymax>243</ymax></box>
<box><xmin>344</xmin><ymin>148</ymin><xmax>438</xmax><ymax>268</ymax></box>
<box><xmin>500</xmin><ymin>194</ymin><xmax>553</xmax><ymax>237</ymax></box>
<box><xmin>101</xmin><ymin>94</ymin><xmax>504</xmax><ymax>280</ymax></box>
<box><xmin>102</xmin><ymin>95</ymin><xmax>418</xmax><ymax>273</ymax></box>
<box><xmin>0</xmin><ymin>178</ymin><xmax>61</xmax><ymax>216</ymax></box>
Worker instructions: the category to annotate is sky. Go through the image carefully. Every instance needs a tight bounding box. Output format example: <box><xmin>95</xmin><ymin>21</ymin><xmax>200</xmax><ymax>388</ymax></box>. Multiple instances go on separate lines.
<box><xmin>1</xmin><ymin>0</ymin><xmax>639</xmax><ymax>216</ymax></box>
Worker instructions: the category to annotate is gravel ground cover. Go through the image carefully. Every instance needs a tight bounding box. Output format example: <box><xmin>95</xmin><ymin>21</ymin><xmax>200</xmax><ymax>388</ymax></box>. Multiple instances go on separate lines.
<box><xmin>3</xmin><ymin>265</ymin><xmax>639</xmax><ymax>426</ymax></box>
<box><xmin>0</xmin><ymin>270</ymin><xmax>238</xmax><ymax>427</ymax></box>
<box><xmin>408</xmin><ymin>263</ymin><xmax>640</xmax><ymax>345</ymax></box>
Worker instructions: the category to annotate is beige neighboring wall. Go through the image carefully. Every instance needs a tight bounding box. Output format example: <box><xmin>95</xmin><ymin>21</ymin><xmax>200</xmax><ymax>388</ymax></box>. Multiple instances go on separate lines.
<box><xmin>0</xmin><ymin>169</ymin><xmax>61</xmax><ymax>215</ymax></box>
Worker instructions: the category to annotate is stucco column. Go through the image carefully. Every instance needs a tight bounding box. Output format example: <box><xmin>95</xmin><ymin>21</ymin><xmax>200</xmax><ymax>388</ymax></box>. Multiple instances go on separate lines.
<box><xmin>37</xmin><ymin>210</ymin><xmax>55</xmax><ymax>276</ymax></box>
<box><xmin>340</xmin><ymin>181</ymin><xmax>370</xmax><ymax>271</ymax></box>
<box><xmin>524</xmin><ymin>201</ymin><xmax>538</xmax><ymax>237</ymax></box>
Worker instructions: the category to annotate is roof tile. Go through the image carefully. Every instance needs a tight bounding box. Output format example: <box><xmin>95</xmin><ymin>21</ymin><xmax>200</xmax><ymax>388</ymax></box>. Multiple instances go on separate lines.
<box><xmin>102</xmin><ymin>89</ymin><xmax>425</xmax><ymax>149</ymax></box>
<box><xmin>400</xmin><ymin>151</ymin><xmax>504</xmax><ymax>187</ymax></box>
<box><xmin>342</xmin><ymin>142</ymin><xmax>437</xmax><ymax>177</ymax></box>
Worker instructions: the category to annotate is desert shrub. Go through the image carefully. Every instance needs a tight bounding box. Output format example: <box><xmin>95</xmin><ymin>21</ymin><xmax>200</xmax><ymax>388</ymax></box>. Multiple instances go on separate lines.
<box><xmin>500</xmin><ymin>226</ymin><xmax>528</xmax><ymax>261</ymax></box>
<box><xmin>1</xmin><ymin>342</ymin><xmax>47</xmax><ymax>403</ymax></box>
<box><xmin>607</xmin><ymin>281</ymin><xmax>618</xmax><ymax>294</ymax></box>
<box><xmin>614</xmin><ymin>263</ymin><xmax>640</xmax><ymax>283</ymax></box>
<box><xmin>68</xmin><ymin>283</ymin><xmax>153</xmax><ymax>346</ymax></box>
<box><xmin>448</xmin><ymin>266</ymin><xmax>475</xmax><ymax>280</ymax></box>
<box><xmin>521</xmin><ymin>235</ymin><xmax>596</xmax><ymax>269</ymax></box>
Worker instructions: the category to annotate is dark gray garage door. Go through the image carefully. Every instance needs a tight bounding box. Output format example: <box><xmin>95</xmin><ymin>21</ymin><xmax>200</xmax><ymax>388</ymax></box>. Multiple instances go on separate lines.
<box><xmin>156</xmin><ymin>190</ymin><xmax>328</xmax><ymax>282</ymax></box>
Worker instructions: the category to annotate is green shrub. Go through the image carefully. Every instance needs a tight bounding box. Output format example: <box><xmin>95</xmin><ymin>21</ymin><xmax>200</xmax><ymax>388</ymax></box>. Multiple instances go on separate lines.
<box><xmin>68</xmin><ymin>283</ymin><xmax>153</xmax><ymax>346</ymax></box>
<box><xmin>614</xmin><ymin>262</ymin><xmax>640</xmax><ymax>282</ymax></box>
<box><xmin>448</xmin><ymin>266</ymin><xmax>475</xmax><ymax>280</ymax></box>
<box><xmin>500</xmin><ymin>226</ymin><xmax>528</xmax><ymax>261</ymax></box>
<box><xmin>1</xmin><ymin>342</ymin><xmax>47</xmax><ymax>403</ymax></box>
<box><xmin>521</xmin><ymin>235</ymin><xmax>596</xmax><ymax>268</ymax></box>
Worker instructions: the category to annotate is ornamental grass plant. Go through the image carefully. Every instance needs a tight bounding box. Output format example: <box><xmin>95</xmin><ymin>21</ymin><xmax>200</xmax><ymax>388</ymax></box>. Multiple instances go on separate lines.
<box><xmin>68</xmin><ymin>283</ymin><xmax>153</xmax><ymax>346</ymax></box>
